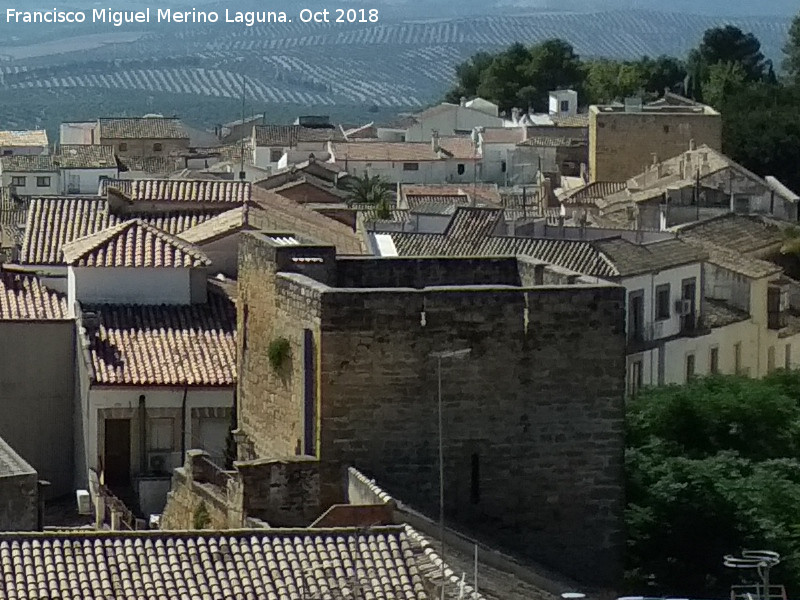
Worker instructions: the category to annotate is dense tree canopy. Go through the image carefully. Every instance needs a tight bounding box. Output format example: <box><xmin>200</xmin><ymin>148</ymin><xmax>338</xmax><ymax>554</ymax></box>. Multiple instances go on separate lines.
<box><xmin>445</xmin><ymin>14</ymin><xmax>800</xmax><ymax>191</ymax></box>
<box><xmin>626</xmin><ymin>373</ymin><xmax>800</xmax><ymax>597</ymax></box>
<box><xmin>784</xmin><ymin>13</ymin><xmax>800</xmax><ymax>83</ymax></box>
<box><xmin>445</xmin><ymin>40</ymin><xmax>584</xmax><ymax>112</ymax></box>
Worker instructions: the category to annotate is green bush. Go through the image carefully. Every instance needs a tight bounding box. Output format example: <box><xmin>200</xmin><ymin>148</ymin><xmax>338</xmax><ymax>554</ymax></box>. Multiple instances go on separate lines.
<box><xmin>267</xmin><ymin>337</ymin><xmax>291</xmax><ymax>371</ymax></box>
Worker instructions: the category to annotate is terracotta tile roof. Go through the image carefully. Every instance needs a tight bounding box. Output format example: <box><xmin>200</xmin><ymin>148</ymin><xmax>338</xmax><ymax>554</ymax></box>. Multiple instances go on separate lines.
<box><xmin>62</xmin><ymin>219</ymin><xmax>210</xmax><ymax>268</ymax></box>
<box><xmin>562</xmin><ymin>181</ymin><xmax>626</xmax><ymax>205</ymax></box>
<box><xmin>702</xmin><ymin>297</ymin><xmax>750</xmax><ymax>329</ymax></box>
<box><xmin>331</xmin><ymin>139</ymin><xmax>477</xmax><ymax>162</ymax></box>
<box><xmin>438</xmin><ymin>136</ymin><xmax>479</xmax><ymax>160</ymax></box>
<box><xmin>109</xmin><ymin>179</ymin><xmax>252</xmax><ymax>204</ymax></box>
<box><xmin>55</xmin><ymin>145</ymin><xmax>116</xmax><ymax>169</ymax></box>
<box><xmin>0</xmin><ymin>130</ymin><xmax>47</xmax><ymax>147</ymax></box>
<box><xmin>0</xmin><ymin>526</ymin><xmax>479</xmax><ymax>600</ymax></box>
<box><xmin>677</xmin><ymin>214</ymin><xmax>785</xmax><ymax>279</ymax></box>
<box><xmin>549</xmin><ymin>114</ymin><xmax>590</xmax><ymax>127</ymax></box>
<box><xmin>254</xmin><ymin>124</ymin><xmax>344</xmax><ymax>146</ymax></box>
<box><xmin>179</xmin><ymin>206</ymin><xmax>256</xmax><ymax>245</ymax></box>
<box><xmin>85</xmin><ymin>294</ymin><xmax>235</xmax><ymax>386</ymax></box>
<box><xmin>444</xmin><ymin>207</ymin><xmax>503</xmax><ymax>238</ymax></box>
<box><xmin>678</xmin><ymin>213</ymin><xmax>784</xmax><ymax>254</ymax></box>
<box><xmin>406</xmin><ymin>194</ymin><xmax>468</xmax><ymax>211</ymax></box>
<box><xmin>20</xmin><ymin>197</ymin><xmax>222</xmax><ymax>265</ymax></box>
<box><xmin>0</xmin><ymin>271</ymin><xmax>67</xmax><ymax>320</ymax></box>
<box><xmin>117</xmin><ymin>155</ymin><xmax>181</xmax><ymax>174</ymax></box>
<box><xmin>21</xmin><ymin>197</ymin><xmax>112</xmax><ymax>264</ymax></box>
<box><xmin>592</xmin><ymin>238</ymin><xmax>707</xmax><ymax>277</ymax></box>
<box><xmin>99</xmin><ymin>117</ymin><xmax>188</xmax><ymax>140</ymax></box>
<box><xmin>0</xmin><ymin>154</ymin><xmax>55</xmax><ymax>172</ymax></box>
<box><xmin>401</xmin><ymin>184</ymin><xmax>502</xmax><ymax>207</ymax></box>
<box><xmin>481</xmin><ymin>128</ymin><xmax>525</xmax><ymax>144</ymax></box>
<box><xmin>251</xmin><ymin>187</ymin><xmax>364</xmax><ymax>254</ymax></box>
<box><xmin>517</xmin><ymin>136</ymin><xmax>587</xmax><ymax>148</ymax></box>
<box><xmin>389</xmin><ymin>231</ymin><xmax>616</xmax><ymax>278</ymax></box>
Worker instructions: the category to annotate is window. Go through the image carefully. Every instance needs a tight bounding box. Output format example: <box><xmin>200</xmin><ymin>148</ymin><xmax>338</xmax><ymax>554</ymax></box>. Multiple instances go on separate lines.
<box><xmin>36</xmin><ymin>176</ymin><xmax>50</xmax><ymax>188</ymax></box>
<box><xmin>629</xmin><ymin>359</ymin><xmax>643</xmax><ymax>396</ymax></box>
<box><xmin>655</xmin><ymin>283</ymin><xmax>670</xmax><ymax>320</ymax></box>
<box><xmin>663</xmin><ymin>125</ymin><xmax>670</xmax><ymax>134</ymax></box>
<box><xmin>734</xmin><ymin>342</ymin><xmax>742</xmax><ymax>375</ymax></box>
<box><xmin>786</xmin><ymin>344</ymin><xmax>792</xmax><ymax>371</ymax></box>
<box><xmin>148</xmin><ymin>418</ymin><xmax>174</xmax><ymax>451</ymax></box>
<box><xmin>709</xmin><ymin>347</ymin><xmax>719</xmax><ymax>374</ymax></box>
<box><xmin>768</xmin><ymin>346</ymin><xmax>776</xmax><ymax>373</ymax></box>
<box><xmin>470</xmin><ymin>453</ymin><xmax>480</xmax><ymax>504</ymax></box>
<box><xmin>2</xmin><ymin>150</ymin><xmax>11</xmax><ymax>156</ymax></box>
<box><xmin>560</xmin><ymin>99</ymin><xmax>570</xmax><ymax>112</ymax></box>
<box><xmin>628</xmin><ymin>290</ymin><xmax>645</xmax><ymax>342</ymax></box>
<box><xmin>685</xmin><ymin>353</ymin><xmax>695</xmax><ymax>381</ymax></box>
<box><xmin>118</xmin><ymin>143</ymin><xmax>128</xmax><ymax>152</ymax></box>
<box><xmin>501</xmin><ymin>160</ymin><xmax>507</xmax><ymax>173</ymax></box>
<box><xmin>457</xmin><ymin>163</ymin><xmax>465</xmax><ymax>175</ymax></box>
<box><xmin>402</xmin><ymin>162</ymin><xmax>419</xmax><ymax>171</ymax></box>
<box><xmin>10</xmin><ymin>176</ymin><xmax>25</xmax><ymax>187</ymax></box>
<box><xmin>270</xmin><ymin>148</ymin><xmax>283</xmax><ymax>162</ymax></box>
<box><xmin>153</xmin><ymin>143</ymin><xmax>163</xmax><ymax>152</ymax></box>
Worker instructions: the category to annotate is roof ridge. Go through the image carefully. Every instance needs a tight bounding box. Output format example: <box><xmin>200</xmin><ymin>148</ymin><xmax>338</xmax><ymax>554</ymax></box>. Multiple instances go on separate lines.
<box><xmin>62</xmin><ymin>218</ymin><xmax>209</xmax><ymax>266</ymax></box>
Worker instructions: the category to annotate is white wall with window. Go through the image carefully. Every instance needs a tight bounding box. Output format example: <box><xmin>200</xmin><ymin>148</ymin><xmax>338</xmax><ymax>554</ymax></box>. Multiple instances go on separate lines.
<box><xmin>60</xmin><ymin>167</ymin><xmax>118</xmax><ymax>195</ymax></box>
<box><xmin>84</xmin><ymin>387</ymin><xmax>234</xmax><ymax>486</ymax></box>
<box><xmin>2</xmin><ymin>169</ymin><xmax>59</xmax><ymax>195</ymax></box>
<box><xmin>336</xmin><ymin>158</ymin><xmax>477</xmax><ymax>184</ymax></box>
<box><xmin>622</xmin><ymin>263</ymin><xmax>702</xmax><ymax>343</ymax></box>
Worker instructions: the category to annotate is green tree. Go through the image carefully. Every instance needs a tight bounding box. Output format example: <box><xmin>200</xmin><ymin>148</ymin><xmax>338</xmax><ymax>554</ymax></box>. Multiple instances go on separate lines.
<box><xmin>446</xmin><ymin>39</ymin><xmax>583</xmax><ymax>113</ymax></box>
<box><xmin>345</xmin><ymin>173</ymin><xmax>392</xmax><ymax>206</ymax></box>
<box><xmin>688</xmin><ymin>25</ymin><xmax>767</xmax><ymax>86</ymax></box>
<box><xmin>626</xmin><ymin>374</ymin><xmax>800</xmax><ymax>597</ymax></box>
<box><xmin>701</xmin><ymin>61</ymin><xmax>747</xmax><ymax>112</ymax></box>
<box><xmin>784</xmin><ymin>12</ymin><xmax>800</xmax><ymax>83</ymax></box>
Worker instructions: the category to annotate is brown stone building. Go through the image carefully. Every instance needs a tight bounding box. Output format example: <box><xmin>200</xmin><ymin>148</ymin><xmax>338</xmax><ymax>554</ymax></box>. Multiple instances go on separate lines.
<box><xmin>235</xmin><ymin>233</ymin><xmax>627</xmax><ymax>586</ymax></box>
<box><xmin>589</xmin><ymin>93</ymin><xmax>721</xmax><ymax>183</ymax></box>
<box><xmin>97</xmin><ymin>118</ymin><xmax>190</xmax><ymax>160</ymax></box>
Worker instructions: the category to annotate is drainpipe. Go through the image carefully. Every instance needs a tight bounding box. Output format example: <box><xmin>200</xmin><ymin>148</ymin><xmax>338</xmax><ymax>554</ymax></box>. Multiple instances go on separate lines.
<box><xmin>181</xmin><ymin>385</ymin><xmax>189</xmax><ymax>460</ymax></box>
<box><xmin>138</xmin><ymin>395</ymin><xmax>146</xmax><ymax>474</ymax></box>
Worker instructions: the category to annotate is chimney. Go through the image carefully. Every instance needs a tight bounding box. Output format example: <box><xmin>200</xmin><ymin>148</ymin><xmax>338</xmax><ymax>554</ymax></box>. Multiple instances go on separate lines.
<box><xmin>431</xmin><ymin>129</ymin><xmax>440</xmax><ymax>153</ymax></box>
<box><xmin>651</xmin><ymin>153</ymin><xmax>658</xmax><ymax>167</ymax></box>
<box><xmin>543</xmin><ymin>177</ymin><xmax>556</xmax><ymax>208</ymax></box>
<box><xmin>511</xmin><ymin>107</ymin><xmax>521</xmax><ymax>124</ymax></box>
<box><xmin>460</xmin><ymin>96</ymin><xmax>467</xmax><ymax>107</ymax></box>
<box><xmin>700</xmin><ymin>152</ymin><xmax>709</xmax><ymax>176</ymax></box>
<box><xmin>688</xmin><ymin>138</ymin><xmax>696</xmax><ymax>151</ymax></box>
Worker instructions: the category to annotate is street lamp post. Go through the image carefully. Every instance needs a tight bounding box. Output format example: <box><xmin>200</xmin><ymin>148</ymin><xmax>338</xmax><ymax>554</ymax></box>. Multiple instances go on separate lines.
<box><xmin>429</xmin><ymin>348</ymin><xmax>471</xmax><ymax>600</ymax></box>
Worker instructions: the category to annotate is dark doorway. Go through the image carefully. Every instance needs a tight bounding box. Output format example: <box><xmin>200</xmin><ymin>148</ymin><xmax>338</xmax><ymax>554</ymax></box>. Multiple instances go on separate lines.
<box><xmin>104</xmin><ymin>419</ymin><xmax>131</xmax><ymax>487</ymax></box>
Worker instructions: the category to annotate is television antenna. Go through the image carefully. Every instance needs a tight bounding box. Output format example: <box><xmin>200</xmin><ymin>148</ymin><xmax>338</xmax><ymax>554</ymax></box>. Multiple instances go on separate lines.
<box><xmin>724</xmin><ymin>550</ymin><xmax>782</xmax><ymax>600</ymax></box>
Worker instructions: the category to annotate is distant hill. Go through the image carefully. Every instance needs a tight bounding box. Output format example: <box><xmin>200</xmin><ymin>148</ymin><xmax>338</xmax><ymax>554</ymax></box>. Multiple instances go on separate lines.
<box><xmin>0</xmin><ymin>9</ymin><xmax>790</xmax><ymax>134</ymax></box>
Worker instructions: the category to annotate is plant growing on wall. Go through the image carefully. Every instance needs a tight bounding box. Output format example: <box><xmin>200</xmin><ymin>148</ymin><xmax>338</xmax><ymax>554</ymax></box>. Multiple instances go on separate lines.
<box><xmin>267</xmin><ymin>337</ymin><xmax>291</xmax><ymax>371</ymax></box>
<box><xmin>193</xmin><ymin>501</ymin><xmax>211</xmax><ymax>529</ymax></box>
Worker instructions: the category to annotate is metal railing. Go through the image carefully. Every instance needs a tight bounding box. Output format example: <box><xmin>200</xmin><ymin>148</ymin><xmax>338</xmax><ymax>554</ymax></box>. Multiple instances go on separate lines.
<box><xmin>731</xmin><ymin>584</ymin><xmax>787</xmax><ymax>600</ymax></box>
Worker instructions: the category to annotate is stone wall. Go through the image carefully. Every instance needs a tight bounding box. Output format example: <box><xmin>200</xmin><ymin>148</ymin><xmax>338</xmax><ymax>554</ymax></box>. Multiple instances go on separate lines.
<box><xmin>237</xmin><ymin>237</ymin><xmax>627</xmax><ymax>585</ymax></box>
<box><xmin>236</xmin><ymin>457</ymin><xmax>320</xmax><ymax>526</ymax></box>
<box><xmin>0</xmin><ymin>437</ymin><xmax>38</xmax><ymax>531</ymax></box>
<box><xmin>160</xmin><ymin>450</ymin><xmax>235</xmax><ymax>530</ymax></box>
<box><xmin>334</xmin><ymin>256</ymin><xmax>522</xmax><ymax>288</ymax></box>
<box><xmin>0</xmin><ymin>321</ymin><xmax>74</xmax><ymax>496</ymax></box>
<box><xmin>589</xmin><ymin>109</ymin><xmax>722</xmax><ymax>182</ymax></box>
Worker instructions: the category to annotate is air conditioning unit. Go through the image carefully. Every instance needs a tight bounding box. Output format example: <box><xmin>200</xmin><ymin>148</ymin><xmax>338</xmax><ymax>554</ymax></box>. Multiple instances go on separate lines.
<box><xmin>674</xmin><ymin>299</ymin><xmax>693</xmax><ymax>315</ymax></box>
<box><xmin>148</xmin><ymin>452</ymin><xmax>170</xmax><ymax>474</ymax></box>
<box><xmin>75</xmin><ymin>489</ymin><xmax>91</xmax><ymax>515</ymax></box>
